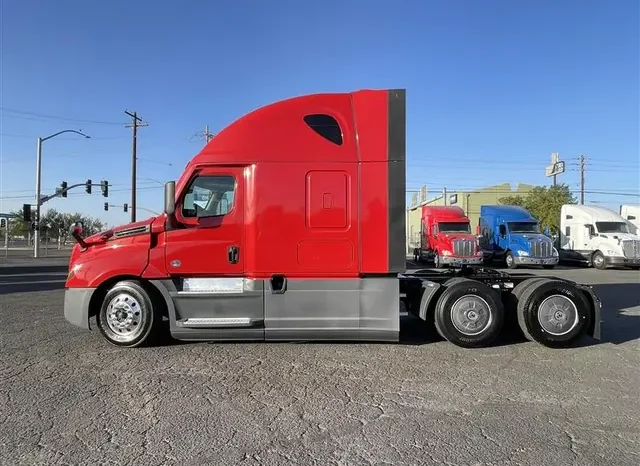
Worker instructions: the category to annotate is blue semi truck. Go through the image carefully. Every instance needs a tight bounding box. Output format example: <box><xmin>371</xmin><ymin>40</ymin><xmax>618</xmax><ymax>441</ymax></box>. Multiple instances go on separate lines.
<box><xmin>477</xmin><ymin>205</ymin><xmax>559</xmax><ymax>269</ymax></box>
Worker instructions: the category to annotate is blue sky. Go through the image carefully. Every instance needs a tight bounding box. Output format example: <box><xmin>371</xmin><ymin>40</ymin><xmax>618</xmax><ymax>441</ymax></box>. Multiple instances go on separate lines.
<box><xmin>1</xmin><ymin>0</ymin><xmax>638</xmax><ymax>227</ymax></box>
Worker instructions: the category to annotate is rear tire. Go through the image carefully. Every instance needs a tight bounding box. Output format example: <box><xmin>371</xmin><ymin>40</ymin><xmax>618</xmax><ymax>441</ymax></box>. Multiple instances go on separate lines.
<box><xmin>96</xmin><ymin>280</ymin><xmax>162</xmax><ymax>348</ymax></box>
<box><xmin>542</xmin><ymin>264</ymin><xmax>555</xmax><ymax>269</ymax></box>
<box><xmin>433</xmin><ymin>279</ymin><xmax>504</xmax><ymax>348</ymax></box>
<box><xmin>515</xmin><ymin>279</ymin><xmax>591</xmax><ymax>348</ymax></box>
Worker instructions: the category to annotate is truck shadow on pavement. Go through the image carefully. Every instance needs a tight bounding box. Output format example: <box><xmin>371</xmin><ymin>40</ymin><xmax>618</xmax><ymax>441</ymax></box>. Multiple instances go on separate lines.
<box><xmin>588</xmin><ymin>282</ymin><xmax>640</xmax><ymax>345</ymax></box>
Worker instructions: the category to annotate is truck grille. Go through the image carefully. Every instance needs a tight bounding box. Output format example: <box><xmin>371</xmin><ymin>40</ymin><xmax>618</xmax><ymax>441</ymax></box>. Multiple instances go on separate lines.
<box><xmin>529</xmin><ymin>239</ymin><xmax>553</xmax><ymax>258</ymax></box>
<box><xmin>622</xmin><ymin>240</ymin><xmax>640</xmax><ymax>259</ymax></box>
<box><xmin>453</xmin><ymin>239</ymin><xmax>475</xmax><ymax>257</ymax></box>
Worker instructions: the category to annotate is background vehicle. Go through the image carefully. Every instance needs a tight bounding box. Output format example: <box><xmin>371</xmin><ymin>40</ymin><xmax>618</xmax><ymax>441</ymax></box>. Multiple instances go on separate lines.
<box><xmin>620</xmin><ymin>204</ymin><xmax>639</xmax><ymax>234</ymax></box>
<box><xmin>413</xmin><ymin>206</ymin><xmax>483</xmax><ymax>267</ymax></box>
<box><xmin>63</xmin><ymin>88</ymin><xmax>602</xmax><ymax>350</ymax></box>
<box><xmin>478</xmin><ymin>205</ymin><xmax>558</xmax><ymax>269</ymax></box>
<box><xmin>558</xmin><ymin>204</ymin><xmax>640</xmax><ymax>270</ymax></box>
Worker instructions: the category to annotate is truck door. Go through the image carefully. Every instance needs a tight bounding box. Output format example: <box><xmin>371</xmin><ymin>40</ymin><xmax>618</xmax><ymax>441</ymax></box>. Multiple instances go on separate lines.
<box><xmin>497</xmin><ymin>222</ymin><xmax>509</xmax><ymax>252</ymax></box>
<box><xmin>163</xmin><ymin>166</ymin><xmax>264</xmax><ymax>339</ymax></box>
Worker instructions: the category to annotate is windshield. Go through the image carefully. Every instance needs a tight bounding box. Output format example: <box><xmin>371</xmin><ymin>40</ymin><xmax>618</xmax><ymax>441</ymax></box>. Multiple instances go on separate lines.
<box><xmin>596</xmin><ymin>221</ymin><xmax>630</xmax><ymax>234</ymax></box>
<box><xmin>438</xmin><ymin>222</ymin><xmax>471</xmax><ymax>233</ymax></box>
<box><xmin>507</xmin><ymin>222</ymin><xmax>540</xmax><ymax>233</ymax></box>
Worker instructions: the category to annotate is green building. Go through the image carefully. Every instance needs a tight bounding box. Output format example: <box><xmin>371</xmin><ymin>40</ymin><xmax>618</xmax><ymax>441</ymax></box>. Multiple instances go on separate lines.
<box><xmin>406</xmin><ymin>183</ymin><xmax>535</xmax><ymax>254</ymax></box>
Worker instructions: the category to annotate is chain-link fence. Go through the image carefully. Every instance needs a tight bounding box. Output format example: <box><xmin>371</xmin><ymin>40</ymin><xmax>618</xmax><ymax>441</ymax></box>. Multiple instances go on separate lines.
<box><xmin>1</xmin><ymin>230</ymin><xmax>74</xmax><ymax>258</ymax></box>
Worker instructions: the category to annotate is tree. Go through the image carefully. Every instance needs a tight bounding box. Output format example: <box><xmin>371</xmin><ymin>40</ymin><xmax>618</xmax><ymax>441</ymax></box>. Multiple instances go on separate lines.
<box><xmin>7</xmin><ymin>207</ymin><xmax>107</xmax><ymax>243</ymax></box>
<box><xmin>499</xmin><ymin>184</ymin><xmax>577</xmax><ymax>235</ymax></box>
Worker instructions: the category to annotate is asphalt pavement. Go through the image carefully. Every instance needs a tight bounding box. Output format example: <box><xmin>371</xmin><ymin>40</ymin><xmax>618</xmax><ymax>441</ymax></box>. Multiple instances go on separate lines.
<box><xmin>0</xmin><ymin>260</ymin><xmax>638</xmax><ymax>465</ymax></box>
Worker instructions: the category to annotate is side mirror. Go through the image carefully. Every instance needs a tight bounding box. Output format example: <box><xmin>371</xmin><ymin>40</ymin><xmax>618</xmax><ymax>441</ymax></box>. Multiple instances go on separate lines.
<box><xmin>69</xmin><ymin>221</ymin><xmax>83</xmax><ymax>237</ymax></box>
<box><xmin>164</xmin><ymin>181</ymin><xmax>176</xmax><ymax>216</ymax></box>
<box><xmin>69</xmin><ymin>221</ymin><xmax>88</xmax><ymax>249</ymax></box>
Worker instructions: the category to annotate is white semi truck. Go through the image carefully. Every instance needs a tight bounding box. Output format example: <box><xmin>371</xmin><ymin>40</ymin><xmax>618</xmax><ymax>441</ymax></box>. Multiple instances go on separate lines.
<box><xmin>558</xmin><ymin>204</ymin><xmax>640</xmax><ymax>270</ymax></box>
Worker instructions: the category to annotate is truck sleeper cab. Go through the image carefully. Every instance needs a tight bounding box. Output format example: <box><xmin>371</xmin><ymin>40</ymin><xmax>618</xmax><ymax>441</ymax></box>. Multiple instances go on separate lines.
<box><xmin>413</xmin><ymin>206</ymin><xmax>483</xmax><ymax>268</ymax></box>
<box><xmin>559</xmin><ymin>204</ymin><xmax>640</xmax><ymax>270</ymax></box>
<box><xmin>620</xmin><ymin>204</ymin><xmax>639</xmax><ymax>235</ymax></box>
<box><xmin>478</xmin><ymin>205</ymin><xmax>559</xmax><ymax>269</ymax></box>
<box><xmin>63</xmin><ymin>89</ymin><xmax>602</xmax><ymax>350</ymax></box>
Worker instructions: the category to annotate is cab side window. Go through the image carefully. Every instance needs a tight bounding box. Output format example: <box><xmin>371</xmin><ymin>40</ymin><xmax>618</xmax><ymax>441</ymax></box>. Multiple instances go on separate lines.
<box><xmin>182</xmin><ymin>175</ymin><xmax>235</xmax><ymax>218</ymax></box>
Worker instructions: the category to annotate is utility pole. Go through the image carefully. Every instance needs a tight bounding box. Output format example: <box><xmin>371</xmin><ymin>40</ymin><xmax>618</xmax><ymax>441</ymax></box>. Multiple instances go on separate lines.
<box><xmin>579</xmin><ymin>154</ymin><xmax>586</xmax><ymax>205</ymax></box>
<box><xmin>125</xmin><ymin>111</ymin><xmax>149</xmax><ymax>223</ymax></box>
<box><xmin>204</xmin><ymin>124</ymin><xmax>214</xmax><ymax>143</ymax></box>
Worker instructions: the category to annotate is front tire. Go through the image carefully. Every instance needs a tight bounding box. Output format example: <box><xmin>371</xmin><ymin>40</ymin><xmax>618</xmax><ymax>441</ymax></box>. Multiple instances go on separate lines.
<box><xmin>542</xmin><ymin>264</ymin><xmax>555</xmax><ymax>269</ymax></box>
<box><xmin>96</xmin><ymin>280</ymin><xmax>162</xmax><ymax>348</ymax></box>
<box><xmin>434</xmin><ymin>252</ymin><xmax>445</xmax><ymax>269</ymax></box>
<box><xmin>592</xmin><ymin>251</ymin><xmax>606</xmax><ymax>270</ymax></box>
<box><xmin>505</xmin><ymin>251</ymin><xmax>517</xmax><ymax>269</ymax></box>
<box><xmin>433</xmin><ymin>279</ymin><xmax>505</xmax><ymax>348</ymax></box>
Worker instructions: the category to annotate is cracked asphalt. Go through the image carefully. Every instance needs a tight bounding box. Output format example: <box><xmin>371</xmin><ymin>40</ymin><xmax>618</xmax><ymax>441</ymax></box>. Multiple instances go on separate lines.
<box><xmin>0</xmin><ymin>259</ymin><xmax>639</xmax><ymax>465</ymax></box>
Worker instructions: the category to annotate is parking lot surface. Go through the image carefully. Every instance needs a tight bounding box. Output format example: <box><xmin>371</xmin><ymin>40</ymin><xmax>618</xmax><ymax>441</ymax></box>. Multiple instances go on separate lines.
<box><xmin>1</xmin><ymin>261</ymin><xmax>639</xmax><ymax>465</ymax></box>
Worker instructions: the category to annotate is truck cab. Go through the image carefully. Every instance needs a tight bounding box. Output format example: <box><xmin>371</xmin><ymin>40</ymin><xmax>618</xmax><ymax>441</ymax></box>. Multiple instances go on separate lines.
<box><xmin>478</xmin><ymin>205</ymin><xmax>558</xmax><ymax>269</ymax></box>
<box><xmin>559</xmin><ymin>204</ymin><xmax>640</xmax><ymax>270</ymax></box>
<box><xmin>620</xmin><ymin>204</ymin><xmax>640</xmax><ymax>235</ymax></box>
<box><xmin>413</xmin><ymin>206</ymin><xmax>482</xmax><ymax>268</ymax></box>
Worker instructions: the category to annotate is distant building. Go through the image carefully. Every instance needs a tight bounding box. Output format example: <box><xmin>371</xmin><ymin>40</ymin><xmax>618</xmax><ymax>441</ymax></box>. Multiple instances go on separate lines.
<box><xmin>406</xmin><ymin>183</ymin><xmax>535</xmax><ymax>253</ymax></box>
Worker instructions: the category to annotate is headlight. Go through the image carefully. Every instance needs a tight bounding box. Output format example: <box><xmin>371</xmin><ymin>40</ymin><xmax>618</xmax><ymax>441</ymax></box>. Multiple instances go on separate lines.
<box><xmin>476</xmin><ymin>249</ymin><xmax>483</xmax><ymax>256</ymax></box>
<box><xmin>442</xmin><ymin>250</ymin><xmax>452</xmax><ymax>256</ymax></box>
<box><xmin>552</xmin><ymin>247</ymin><xmax>558</xmax><ymax>256</ymax></box>
<box><xmin>516</xmin><ymin>250</ymin><xmax>530</xmax><ymax>256</ymax></box>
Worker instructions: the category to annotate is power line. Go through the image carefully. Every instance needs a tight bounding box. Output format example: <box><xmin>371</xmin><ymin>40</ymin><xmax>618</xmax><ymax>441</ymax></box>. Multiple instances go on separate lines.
<box><xmin>0</xmin><ymin>106</ymin><xmax>125</xmax><ymax>125</ymax></box>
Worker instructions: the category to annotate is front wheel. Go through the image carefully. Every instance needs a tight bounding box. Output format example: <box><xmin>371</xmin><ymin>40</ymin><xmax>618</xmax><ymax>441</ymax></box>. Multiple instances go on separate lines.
<box><xmin>96</xmin><ymin>280</ymin><xmax>162</xmax><ymax>347</ymax></box>
<box><xmin>542</xmin><ymin>264</ymin><xmax>556</xmax><ymax>269</ymax></box>
<box><xmin>505</xmin><ymin>251</ymin><xmax>517</xmax><ymax>269</ymax></box>
<box><xmin>592</xmin><ymin>251</ymin><xmax>606</xmax><ymax>270</ymax></box>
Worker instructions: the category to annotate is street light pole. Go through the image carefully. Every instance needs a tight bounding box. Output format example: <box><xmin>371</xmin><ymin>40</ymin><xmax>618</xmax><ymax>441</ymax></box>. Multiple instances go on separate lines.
<box><xmin>33</xmin><ymin>129</ymin><xmax>90</xmax><ymax>258</ymax></box>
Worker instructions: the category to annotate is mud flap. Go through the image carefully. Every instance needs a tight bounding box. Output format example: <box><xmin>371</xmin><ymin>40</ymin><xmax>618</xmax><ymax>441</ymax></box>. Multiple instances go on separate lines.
<box><xmin>418</xmin><ymin>280</ymin><xmax>442</xmax><ymax>321</ymax></box>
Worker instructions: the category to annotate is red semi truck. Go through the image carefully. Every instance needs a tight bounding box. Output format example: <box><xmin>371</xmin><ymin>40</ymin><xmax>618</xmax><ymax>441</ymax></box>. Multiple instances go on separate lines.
<box><xmin>64</xmin><ymin>89</ymin><xmax>602</xmax><ymax>349</ymax></box>
<box><xmin>412</xmin><ymin>206</ymin><xmax>483</xmax><ymax>268</ymax></box>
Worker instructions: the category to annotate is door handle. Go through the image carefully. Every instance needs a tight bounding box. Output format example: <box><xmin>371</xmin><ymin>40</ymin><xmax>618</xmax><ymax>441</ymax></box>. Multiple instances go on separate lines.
<box><xmin>228</xmin><ymin>246</ymin><xmax>239</xmax><ymax>264</ymax></box>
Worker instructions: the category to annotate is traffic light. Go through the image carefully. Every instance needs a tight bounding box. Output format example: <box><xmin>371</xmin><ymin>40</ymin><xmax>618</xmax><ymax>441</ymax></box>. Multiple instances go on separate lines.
<box><xmin>123</xmin><ymin>203</ymin><xmax>128</xmax><ymax>213</ymax></box>
<box><xmin>104</xmin><ymin>202</ymin><xmax>109</xmax><ymax>211</ymax></box>
<box><xmin>61</xmin><ymin>181</ymin><xmax>68</xmax><ymax>198</ymax></box>
<box><xmin>101</xmin><ymin>180</ymin><xmax>108</xmax><ymax>197</ymax></box>
<box><xmin>86</xmin><ymin>179</ymin><xmax>92</xmax><ymax>194</ymax></box>
<box><xmin>22</xmin><ymin>204</ymin><xmax>31</xmax><ymax>222</ymax></box>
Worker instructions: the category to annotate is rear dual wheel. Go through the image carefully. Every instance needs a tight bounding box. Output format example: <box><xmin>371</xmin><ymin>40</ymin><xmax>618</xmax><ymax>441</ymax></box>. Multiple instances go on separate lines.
<box><xmin>434</xmin><ymin>278</ymin><xmax>504</xmax><ymax>348</ymax></box>
<box><xmin>511</xmin><ymin>278</ymin><xmax>591</xmax><ymax>347</ymax></box>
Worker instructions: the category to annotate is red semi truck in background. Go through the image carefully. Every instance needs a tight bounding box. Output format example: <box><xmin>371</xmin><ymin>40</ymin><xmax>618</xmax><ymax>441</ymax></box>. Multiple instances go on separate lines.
<box><xmin>412</xmin><ymin>206</ymin><xmax>483</xmax><ymax>268</ymax></box>
<box><xmin>64</xmin><ymin>89</ymin><xmax>602</xmax><ymax>350</ymax></box>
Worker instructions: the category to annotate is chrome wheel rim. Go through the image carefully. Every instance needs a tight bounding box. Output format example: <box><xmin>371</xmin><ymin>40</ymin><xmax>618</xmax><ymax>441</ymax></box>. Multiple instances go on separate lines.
<box><xmin>593</xmin><ymin>254</ymin><xmax>604</xmax><ymax>267</ymax></box>
<box><xmin>537</xmin><ymin>294</ymin><xmax>579</xmax><ymax>336</ymax></box>
<box><xmin>506</xmin><ymin>254</ymin><xmax>513</xmax><ymax>267</ymax></box>
<box><xmin>434</xmin><ymin>254</ymin><xmax>439</xmax><ymax>267</ymax></box>
<box><xmin>105</xmin><ymin>292</ymin><xmax>145</xmax><ymax>341</ymax></box>
<box><xmin>450</xmin><ymin>295</ymin><xmax>493</xmax><ymax>336</ymax></box>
